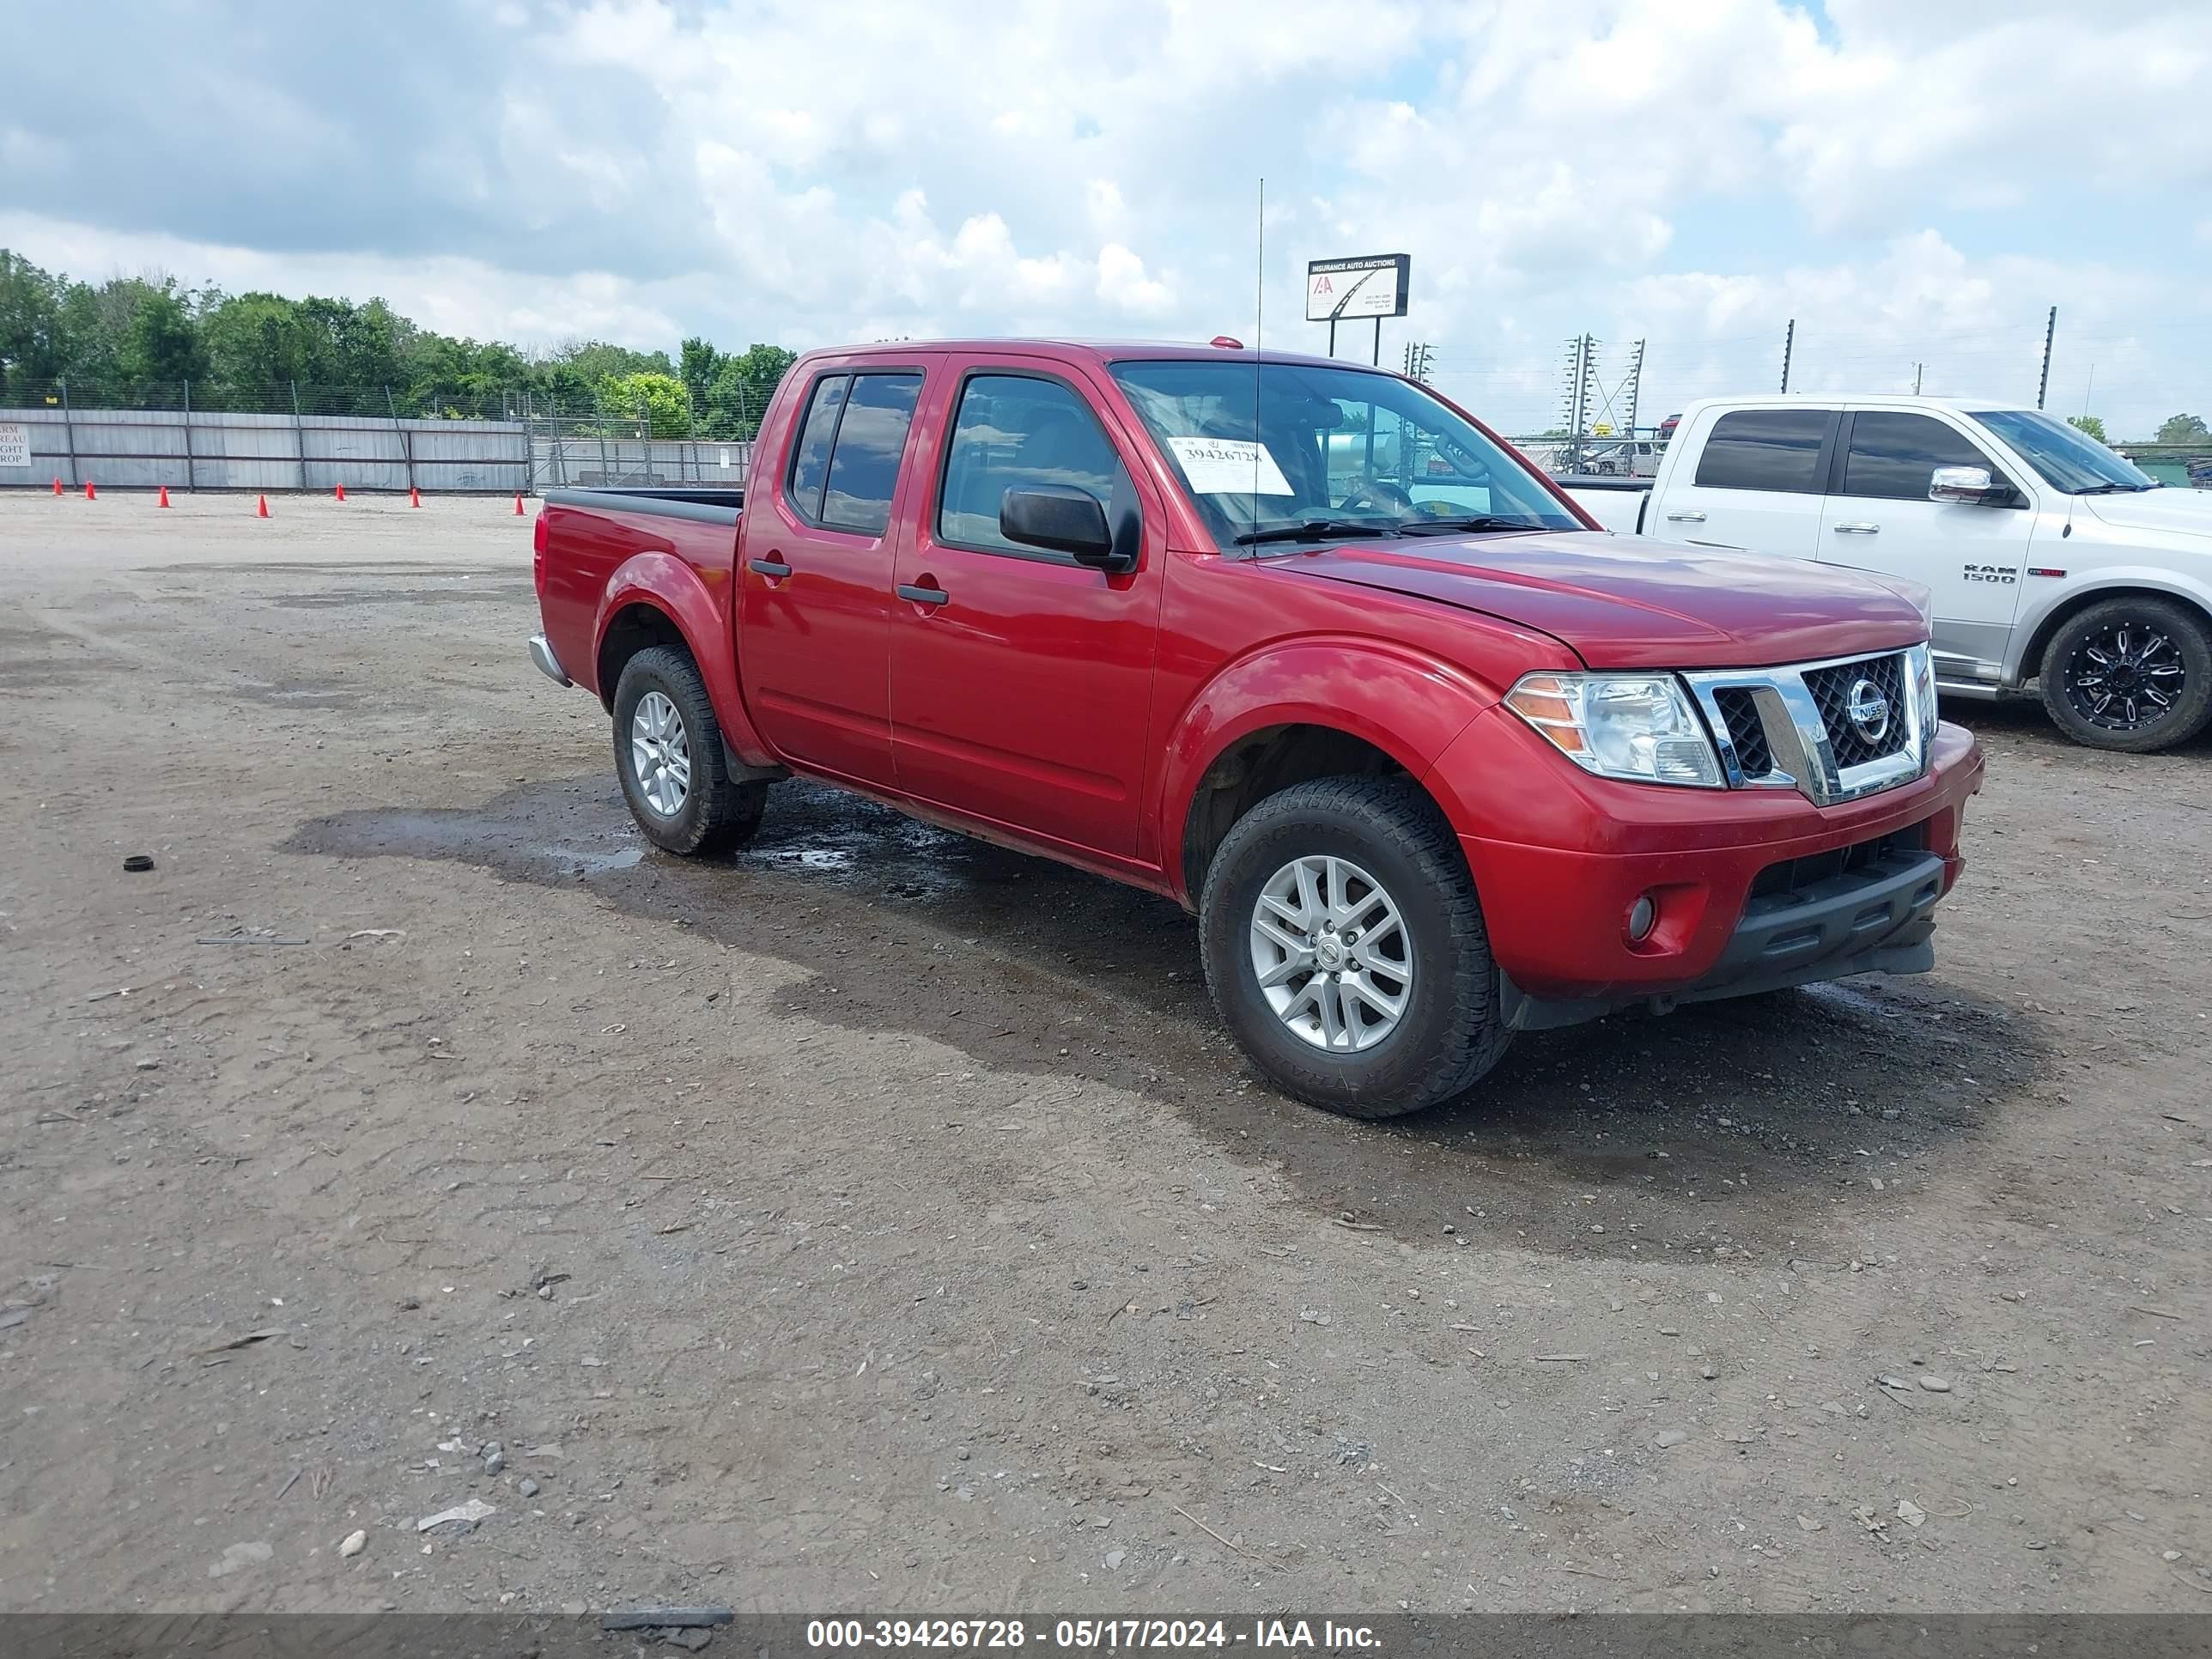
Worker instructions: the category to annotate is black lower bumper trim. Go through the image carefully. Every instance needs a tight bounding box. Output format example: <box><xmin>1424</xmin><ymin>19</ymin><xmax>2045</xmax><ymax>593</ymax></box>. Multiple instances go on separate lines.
<box><xmin>1501</xmin><ymin>848</ymin><xmax>1947</xmax><ymax>1033</ymax></box>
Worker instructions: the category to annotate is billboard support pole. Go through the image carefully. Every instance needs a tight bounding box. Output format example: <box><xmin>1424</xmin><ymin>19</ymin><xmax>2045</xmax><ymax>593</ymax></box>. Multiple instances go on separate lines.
<box><xmin>1327</xmin><ymin>319</ymin><xmax>1336</xmax><ymax>358</ymax></box>
<box><xmin>1372</xmin><ymin>317</ymin><xmax>1381</xmax><ymax>368</ymax></box>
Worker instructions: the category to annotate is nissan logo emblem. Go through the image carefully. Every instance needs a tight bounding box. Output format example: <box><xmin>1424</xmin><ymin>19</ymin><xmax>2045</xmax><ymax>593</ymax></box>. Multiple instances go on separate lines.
<box><xmin>1845</xmin><ymin>678</ymin><xmax>1891</xmax><ymax>743</ymax></box>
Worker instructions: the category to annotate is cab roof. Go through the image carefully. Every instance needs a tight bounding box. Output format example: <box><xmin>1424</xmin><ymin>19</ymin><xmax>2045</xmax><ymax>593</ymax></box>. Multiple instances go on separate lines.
<box><xmin>798</xmin><ymin>337</ymin><xmax>1388</xmax><ymax>374</ymax></box>
<box><xmin>1680</xmin><ymin>392</ymin><xmax>2033</xmax><ymax>416</ymax></box>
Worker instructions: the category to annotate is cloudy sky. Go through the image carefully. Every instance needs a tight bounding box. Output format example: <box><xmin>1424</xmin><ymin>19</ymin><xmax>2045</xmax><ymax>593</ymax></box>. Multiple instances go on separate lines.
<box><xmin>6</xmin><ymin>0</ymin><xmax>2209</xmax><ymax>435</ymax></box>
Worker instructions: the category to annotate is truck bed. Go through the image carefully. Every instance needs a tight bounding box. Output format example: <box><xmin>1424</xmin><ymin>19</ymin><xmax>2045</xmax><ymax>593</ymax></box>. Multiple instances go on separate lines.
<box><xmin>543</xmin><ymin>486</ymin><xmax>744</xmax><ymax>521</ymax></box>
<box><xmin>1559</xmin><ymin>474</ymin><xmax>1650</xmax><ymax>535</ymax></box>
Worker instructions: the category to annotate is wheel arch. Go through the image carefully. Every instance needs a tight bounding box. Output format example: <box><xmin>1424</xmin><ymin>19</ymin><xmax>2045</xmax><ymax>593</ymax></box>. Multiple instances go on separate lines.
<box><xmin>2009</xmin><ymin>574</ymin><xmax>2212</xmax><ymax>688</ymax></box>
<box><xmin>1157</xmin><ymin>640</ymin><xmax>1492</xmax><ymax>909</ymax></box>
<box><xmin>592</xmin><ymin>551</ymin><xmax>777</xmax><ymax>769</ymax></box>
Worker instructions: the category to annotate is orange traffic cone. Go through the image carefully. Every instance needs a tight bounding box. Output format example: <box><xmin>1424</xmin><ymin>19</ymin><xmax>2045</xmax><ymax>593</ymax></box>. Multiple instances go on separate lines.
<box><xmin>256</xmin><ymin>495</ymin><xmax>270</xmax><ymax>519</ymax></box>
<box><xmin>410</xmin><ymin>486</ymin><xmax>422</xmax><ymax>507</ymax></box>
<box><xmin>51</xmin><ymin>477</ymin><xmax>63</xmax><ymax>495</ymax></box>
<box><xmin>157</xmin><ymin>485</ymin><xmax>171</xmax><ymax>508</ymax></box>
<box><xmin>514</xmin><ymin>493</ymin><xmax>526</xmax><ymax>516</ymax></box>
<box><xmin>334</xmin><ymin>483</ymin><xmax>346</xmax><ymax>502</ymax></box>
<box><xmin>83</xmin><ymin>480</ymin><xmax>96</xmax><ymax>501</ymax></box>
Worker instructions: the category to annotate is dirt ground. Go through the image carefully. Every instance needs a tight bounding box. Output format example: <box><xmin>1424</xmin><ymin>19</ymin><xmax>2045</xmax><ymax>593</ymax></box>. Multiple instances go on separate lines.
<box><xmin>2</xmin><ymin>490</ymin><xmax>2208</xmax><ymax>1617</ymax></box>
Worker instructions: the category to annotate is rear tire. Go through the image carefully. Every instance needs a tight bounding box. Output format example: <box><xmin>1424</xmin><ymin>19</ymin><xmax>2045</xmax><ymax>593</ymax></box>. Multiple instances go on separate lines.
<box><xmin>1198</xmin><ymin>775</ymin><xmax>1510</xmax><ymax>1118</ymax></box>
<box><xmin>2039</xmin><ymin>595</ymin><xmax>2212</xmax><ymax>753</ymax></box>
<box><xmin>611</xmin><ymin>646</ymin><xmax>768</xmax><ymax>855</ymax></box>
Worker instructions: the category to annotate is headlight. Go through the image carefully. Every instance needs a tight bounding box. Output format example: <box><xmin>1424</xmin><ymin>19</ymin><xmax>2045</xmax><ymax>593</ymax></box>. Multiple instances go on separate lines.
<box><xmin>1505</xmin><ymin>672</ymin><xmax>1723</xmax><ymax>787</ymax></box>
<box><xmin>1909</xmin><ymin>641</ymin><xmax>1939</xmax><ymax>744</ymax></box>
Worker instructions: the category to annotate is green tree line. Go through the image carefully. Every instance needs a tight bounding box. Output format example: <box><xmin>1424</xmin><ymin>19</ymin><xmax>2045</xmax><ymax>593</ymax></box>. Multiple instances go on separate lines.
<box><xmin>0</xmin><ymin>248</ymin><xmax>795</xmax><ymax>437</ymax></box>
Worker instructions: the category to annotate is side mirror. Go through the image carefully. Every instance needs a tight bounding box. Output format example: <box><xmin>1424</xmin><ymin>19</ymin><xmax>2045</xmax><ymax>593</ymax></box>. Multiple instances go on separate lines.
<box><xmin>1001</xmin><ymin>485</ymin><xmax>1127</xmax><ymax>569</ymax></box>
<box><xmin>1929</xmin><ymin>465</ymin><xmax>2006</xmax><ymax>505</ymax></box>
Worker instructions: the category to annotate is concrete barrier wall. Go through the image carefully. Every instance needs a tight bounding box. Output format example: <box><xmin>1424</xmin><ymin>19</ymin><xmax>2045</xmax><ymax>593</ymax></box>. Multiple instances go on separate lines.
<box><xmin>0</xmin><ymin>407</ymin><xmax>529</xmax><ymax>493</ymax></box>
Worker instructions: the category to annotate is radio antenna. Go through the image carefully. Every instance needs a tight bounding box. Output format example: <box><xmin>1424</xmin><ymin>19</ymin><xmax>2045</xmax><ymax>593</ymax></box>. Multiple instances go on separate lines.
<box><xmin>1254</xmin><ymin>176</ymin><xmax>1264</xmax><ymax>507</ymax></box>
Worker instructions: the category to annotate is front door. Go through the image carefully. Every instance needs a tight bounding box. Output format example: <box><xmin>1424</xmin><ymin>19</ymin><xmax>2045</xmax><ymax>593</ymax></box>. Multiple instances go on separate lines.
<box><xmin>888</xmin><ymin>361</ymin><xmax>1166</xmax><ymax>861</ymax></box>
<box><xmin>1651</xmin><ymin>405</ymin><xmax>1835</xmax><ymax>560</ymax></box>
<box><xmin>736</xmin><ymin>366</ymin><xmax>925</xmax><ymax>787</ymax></box>
<box><xmin>1819</xmin><ymin>409</ymin><xmax>2034</xmax><ymax>679</ymax></box>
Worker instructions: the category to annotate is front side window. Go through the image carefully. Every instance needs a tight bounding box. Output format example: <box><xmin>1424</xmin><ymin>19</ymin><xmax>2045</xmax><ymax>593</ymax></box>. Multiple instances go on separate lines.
<box><xmin>937</xmin><ymin>374</ymin><xmax>1135</xmax><ymax>558</ymax></box>
<box><xmin>1109</xmin><ymin>359</ymin><xmax>1580</xmax><ymax>546</ymax></box>
<box><xmin>1842</xmin><ymin>411</ymin><xmax>2008</xmax><ymax>501</ymax></box>
<box><xmin>1692</xmin><ymin>409</ymin><xmax>1832</xmax><ymax>494</ymax></box>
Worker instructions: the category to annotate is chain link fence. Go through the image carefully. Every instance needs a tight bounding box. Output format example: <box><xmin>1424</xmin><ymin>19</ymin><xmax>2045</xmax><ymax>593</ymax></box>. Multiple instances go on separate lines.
<box><xmin>0</xmin><ymin>378</ymin><xmax>780</xmax><ymax>493</ymax></box>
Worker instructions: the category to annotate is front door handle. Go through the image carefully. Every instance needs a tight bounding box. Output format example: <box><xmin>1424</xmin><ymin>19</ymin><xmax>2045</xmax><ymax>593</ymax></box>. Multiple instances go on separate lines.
<box><xmin>750</xmin><ymin>556</ymin><xmax>793</xmax><ymax>579</ymax></box>
<box><xmin>1832</xmin><ymin>522</ymin><xmax>1881</xmax><ymax>535</ymax></box>
<box><xmin>896</xmin><ymin>582</ymin><xmax>950</xmax><ymax>607</ymax></box>
<box><xmin>1665</xmin><ymin>509</ymin><xmax>1705</xmax><ymax>522</ymax></box>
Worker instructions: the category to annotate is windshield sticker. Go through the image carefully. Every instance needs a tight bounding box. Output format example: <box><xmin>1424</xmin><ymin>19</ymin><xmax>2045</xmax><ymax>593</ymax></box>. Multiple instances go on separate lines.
<box><xmin>1165</xmin><ymin>435</ymin><xmax>1296</xmax><ymax>496</ymax></box>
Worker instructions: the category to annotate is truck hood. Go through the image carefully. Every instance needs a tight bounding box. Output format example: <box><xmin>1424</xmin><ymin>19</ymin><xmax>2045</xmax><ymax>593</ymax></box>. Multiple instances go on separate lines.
<box><xmin>2082</xmin><ymin>488</ymin><xmax>2212</xmax><ymax>539</ymax></box>
<box><xmin>1269</xmin><ymin>531</ymin><xmax>1928</xmax><ymax>670</ymax></box>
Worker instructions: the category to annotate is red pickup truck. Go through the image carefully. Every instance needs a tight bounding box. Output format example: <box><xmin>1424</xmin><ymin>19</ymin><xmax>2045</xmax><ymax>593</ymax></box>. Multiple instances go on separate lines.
<box><xmin>530</xmin><ymin>339</ymin><xmax>1983</xmax><ymax>1118</ymax></box>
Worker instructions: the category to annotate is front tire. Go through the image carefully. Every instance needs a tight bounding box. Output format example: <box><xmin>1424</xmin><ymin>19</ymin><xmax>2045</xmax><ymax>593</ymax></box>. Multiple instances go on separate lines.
<box><xmin>1198</xmin><ymin>775</ymin><xmax>1510</xmax><ymax>1118</ymax></box>
<box><xmin>2038</xmin><ymin>596</ymin><xmax>2212</xmax><ymax>753</ymax></box>
<box><xmin>611</xmin><ymin>646</ymin><xmax>768</xmax><ymax>854</ymax></box>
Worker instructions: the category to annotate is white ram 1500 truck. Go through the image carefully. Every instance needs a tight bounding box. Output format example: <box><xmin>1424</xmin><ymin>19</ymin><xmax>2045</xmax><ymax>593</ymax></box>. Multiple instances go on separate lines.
<box><xmin>1564</xmin><ymin>396</ymin><xmax>2212</xmax><ymax>751</ymax></box>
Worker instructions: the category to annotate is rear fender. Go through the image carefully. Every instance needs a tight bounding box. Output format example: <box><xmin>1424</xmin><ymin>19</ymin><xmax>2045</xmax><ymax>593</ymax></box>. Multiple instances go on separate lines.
<box><xmin>1153</xmin><ymin>639</ymin><xmax>1495</xmax><ymax>906</ymax></box>
<box><xmin>594</xmin><ymin>551</ymin><xmax>777</xmax><ymax>769</ymax></box>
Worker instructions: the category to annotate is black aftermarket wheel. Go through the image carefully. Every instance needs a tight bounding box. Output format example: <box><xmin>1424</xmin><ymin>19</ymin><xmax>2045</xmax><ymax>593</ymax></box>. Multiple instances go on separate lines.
<box><xmin>1198</xmin><ymin>775</ymin><xmax>1510</xmax><ymax>1118</ymax></box>
<box><xmin>611</xmin><ymin>646</ymin><xmax>769</xmax><ymax>854</ymax></box>
<box><xmin>2039</xmin><ymin>595</ymin><xmax>2212</xmax><ymax>753</ymax></box>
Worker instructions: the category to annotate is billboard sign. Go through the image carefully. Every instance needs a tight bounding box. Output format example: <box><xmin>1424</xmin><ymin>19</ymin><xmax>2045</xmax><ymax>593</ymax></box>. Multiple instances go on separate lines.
<box><xmin>0</xmin><ymin>422</ymin><xmax>30</xmax><ymax>471</ymax></box>
<box><xmin>1305</xmin><ymin>255</ymin><xmax>1410</xmax><ymax>322</ymax></box>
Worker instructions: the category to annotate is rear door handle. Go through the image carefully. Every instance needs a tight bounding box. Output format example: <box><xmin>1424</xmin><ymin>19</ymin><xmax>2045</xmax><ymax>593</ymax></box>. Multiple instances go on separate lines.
<box><xmin>1665</xmin><ymin>509</ymin><xmax>1705</xmax><ymax>522</ymax></box>
<box><xmin>750</xmin><ymin>556</ymin><xmax>793</xmax><ymax>578</ymax></box>
<box><xmin>1832</xmin><ymin>522</ymin><xmax>1881</xmax><ymax>534</ymax></box>
<box><xmin>896</xmin><ymin>583</ymin><xmax>950</xmax><ymax>607</ymax></box>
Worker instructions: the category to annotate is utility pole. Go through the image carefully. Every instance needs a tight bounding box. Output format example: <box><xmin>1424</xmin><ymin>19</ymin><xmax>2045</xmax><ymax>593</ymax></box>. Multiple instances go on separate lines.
<box><xmin>1780</xmin><ymin>319</ymin><xmax>1795</xmax><ymax>393</ymax></box>
<box><xmin>1559</xmin><ymin>333</ymin><xmax>1597</xmax><ymax>471</ymax></box>
<box><xmin>2037</xmin><ymin>305</ymin><xmax>2057</xmax><ymax>410</ymax></box>
<box><xmin>1622</xmin><ymin>339</ymin><xmax>1645</xmax><ymax>437</ymax></box>
<box><xmin>1914</xmin><ymin>362</ymin><xmax>1923</xmax><ymax>395</ymax></box>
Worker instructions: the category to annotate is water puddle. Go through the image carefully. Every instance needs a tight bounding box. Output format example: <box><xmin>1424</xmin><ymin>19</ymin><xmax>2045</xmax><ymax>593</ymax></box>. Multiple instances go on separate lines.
<box><xmin>283</xmin><ymin>772</ymin><xmax>2051</xmax><ymax>1255</ymax></box>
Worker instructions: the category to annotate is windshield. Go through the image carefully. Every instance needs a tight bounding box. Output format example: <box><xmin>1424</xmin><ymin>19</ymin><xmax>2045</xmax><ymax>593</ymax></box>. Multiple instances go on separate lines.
<box><xmin>1972</xmin><ymin>409</ymin><xmax>2158</xmax><ymax>495</ymax></box>
<box><xmin>1108</xmin><ymin>359</ymin><xmax>1583</xmax><ymax>547</ymax></box>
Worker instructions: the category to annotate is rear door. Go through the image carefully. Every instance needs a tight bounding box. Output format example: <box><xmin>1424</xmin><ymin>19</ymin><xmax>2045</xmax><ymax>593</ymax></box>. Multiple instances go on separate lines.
<box><xmin>1648</xmin><ymin>405</ymin><xmax>1836</xmax><ymax>560</ymax></box>
<box><xmin>887</xmin><ymin>357</ymin><xmax>1167</xmax><ymax>861</ymax></box>
<box><xmin>1819</xmin><ymin>409</ymin><xmax>2033</xmax><ymax>678</ymax></box>
<box><xmin>736</xmin><ymin>364</ymin><xmax>927</xmax><ymax>786</ymax></box>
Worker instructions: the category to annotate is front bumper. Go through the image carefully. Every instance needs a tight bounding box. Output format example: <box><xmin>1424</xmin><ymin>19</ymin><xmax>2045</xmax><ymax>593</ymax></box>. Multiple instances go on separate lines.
<box><xmin>528</xmin><ymin>632</ymin><xmax>573</xmax><ymax>689</ymax></box>
<box><xmin>1498</xmin><ymin>842</ymin><xmax>1943</xmax><ymax>1030</ymax></box>
<box><xmin>1432</xmin><ymin>710</ymin><xmax>1984</xmax><ymax>1012</ymax></box>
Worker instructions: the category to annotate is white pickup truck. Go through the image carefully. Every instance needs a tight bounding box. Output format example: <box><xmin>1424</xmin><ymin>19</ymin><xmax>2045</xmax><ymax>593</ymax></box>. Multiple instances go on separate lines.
<box><xmin>1564</xmin><ymin>395</ymin><xmax>2212</xmax><ymax>751</ymax></box>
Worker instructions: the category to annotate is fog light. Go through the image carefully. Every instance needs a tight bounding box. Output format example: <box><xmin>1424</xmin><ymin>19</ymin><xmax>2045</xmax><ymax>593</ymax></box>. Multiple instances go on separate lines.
<box><xmin>1626</xmin><ymin>895</ymin><xmax>1657</xmax><ymax>943</ymax></box>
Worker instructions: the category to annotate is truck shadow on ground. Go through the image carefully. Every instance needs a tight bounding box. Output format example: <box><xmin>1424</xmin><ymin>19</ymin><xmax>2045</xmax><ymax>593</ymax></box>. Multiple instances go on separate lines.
<box><xmin>285</xmin><ymin>773</ymin><xmax>2053</xmax><ymax>1261</ymax></box>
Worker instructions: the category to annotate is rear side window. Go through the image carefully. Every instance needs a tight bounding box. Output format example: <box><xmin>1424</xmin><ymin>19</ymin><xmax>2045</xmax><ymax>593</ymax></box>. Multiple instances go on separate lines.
<box><xmin>822</xmin><ymin>374</ymin><xmax>922</xmax><ymax>533</ymax></box>
<box><xmin>936</xmin><ymin>374</ymin><xmax>1135</xmax><ymax>559</ymax></box>
<box><xmin>1692</xmin><ymin>409</ymin><xmax>1832</xmax><ymax>493</ymax></box>
<box><xmin>1841</xmin><ymin>411</ymin><xmax>2003</xmax><ymax>501</ymax></box>
<box><xmin>784</xmin><ymin>372</ymin><xmax>923</xmax><ymax>532</ymax></box>
<box><xmin>787</xmin><ymin>374</ymin><xmax>848</xmax><ymax>518</ymax></box>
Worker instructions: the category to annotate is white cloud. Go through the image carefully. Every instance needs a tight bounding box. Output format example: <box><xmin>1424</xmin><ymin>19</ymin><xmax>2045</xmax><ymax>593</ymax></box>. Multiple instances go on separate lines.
<box><xmin>1096</xmin><ymin>244</ymin><xmax>1175</xmax><ymax>318</ymax></box>
<box><xmin>4</xmin><ymin>0</ymin><xmax>2209</xmax><ymax>436</ymax></box>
